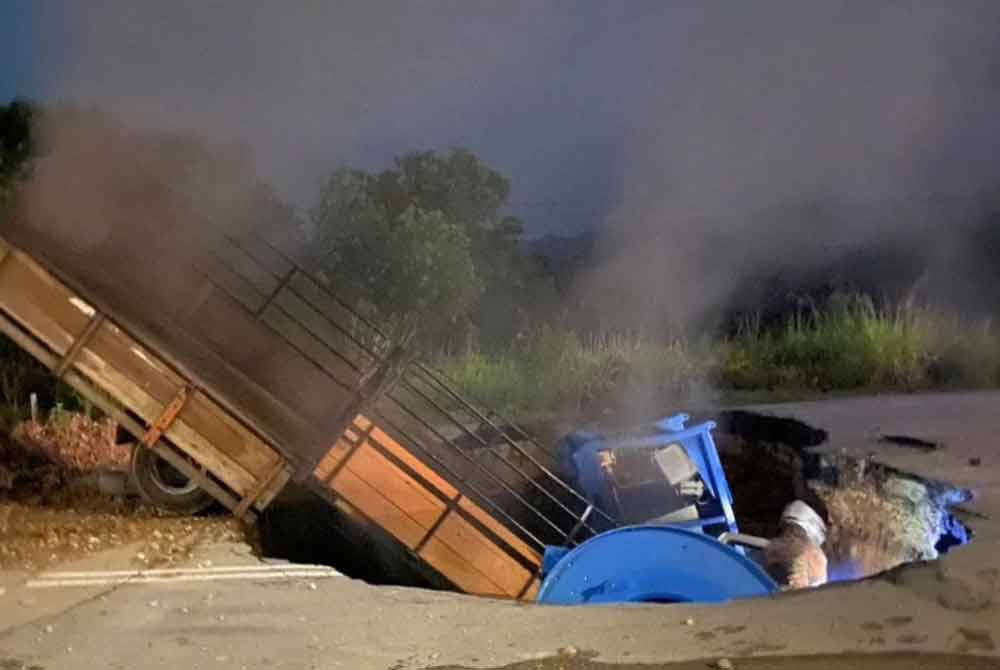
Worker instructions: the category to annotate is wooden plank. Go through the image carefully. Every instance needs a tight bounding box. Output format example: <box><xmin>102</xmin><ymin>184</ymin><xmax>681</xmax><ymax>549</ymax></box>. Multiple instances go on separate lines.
<box><xmin>11</xmin><ymin>285</ymin><xmax>266</xmax><ymax>498</ymax></box>
<box><xmin>173</xmin><ymin>389</ymin><xmax>284</xmax><ymax>479</ymax></box>
<box><xmin>363</xmin><ymin>417</ymin><xmax>541</xmax><ymax>566</ymax></box>
<box><xmin>163</xmin><ymin>416</ymin><xmax>258</xmax><ymax>495</ymax></box>
<box><xmin>234</xmin><ymin>457</ymin><xmax>286</xmax><ymax>517</ymax></box>
<box><xmin>339</xmin><ymin>444</ymin><xmax>447</xmax><ymax>533</ymax></box>
<box><xmin>327</xmin><ymin>465</ymin><xmax>430</xmax><ymax>548</ymax></box>
<box><xmin>55</xmin><ymin>312</ymin><xmax>105</xmax><ymax>377</ymax></box>
<box><xmin>73</xmin><ymin>342</ymin><xmax>173</xmax><ymax>424</ymax></box>
<box><xmin>313</xmin><ymin>416</ymin><xmax>543</xmax><ymax>598</ymax></box>
<box><xmin>428</xmin><ymin>510</ymin><xmax>535</xmax><ymax>596</ymax></box>
<box><xmin>0</xmin><ymin>306</ymin><xmax>252</xmax><ymax>520</ymax></box>
<box><xmin>73</xmin><ymin>332</ymin><xmax>260</xmax><ymax>495</ymax></box>
<box><xmin>416</xmin><ymin>535</ymin><xmax>509</xmax><ymax>597</ymax></box>
<box><xmin>364</xmin><ymin>421</ymin><xmax>459</xmax><ymax>498</ymax></box>
<box><xmin>253</xmin><ymin>465</ymin><xmax>291</xmax><ymax>511</ymax></box>
<box><xmin>79</xmin><ymin>321</ymin><xmax>184</xmax><ymax>406</ymax></box>
<box><xmin>519</xmin><ymin>576</ymin><xmax>541</xmax><ymax>600</ymax></box>
<box><xmin>313</xmin><ymin>438</ymin><xmax>352</xmax><ymax>482</ymax></box>
<box><xmin>73</xmin><ymin>320</ymin><xmax>278</xmax><ymax>495</ymax></box>
<box><xmin>0</xmin><ymin>239</ymin><xmax>287</xmax><ymax>511</ymax></box>
<box><xmin>457</xmin><ymin>496</ymin><xmax>541</xmax><ymax>566</ymax></box>
<box><xmin>0</xmin><ymin>253</ymin><xmax>89</xmax><ymax>356</ymax></box>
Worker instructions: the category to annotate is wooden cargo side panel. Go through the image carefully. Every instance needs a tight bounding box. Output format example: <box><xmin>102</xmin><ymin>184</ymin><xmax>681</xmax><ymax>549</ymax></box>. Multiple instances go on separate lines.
<box><xmin>0</xmin><ymin>251</ymin><xmax>89</xmax><ymax>356</ymax></box>
<box><xmin>0</xmin><ymin>245</ymin><xmax>282</xmax><ymax>501</ymax></box>
<box><xmin>77</xmin><ymin>327</ymin><xmax>280</xmax><ymax>496</ymax></box>
<box><xmin>360</xmin><ymin>420</ymin><xmax>459</xmax><ymax>499</ymax></box>
<box><xmin>416</xmin><ymin>535</ymin><xmax>510</xmax><ymax>597</ymax></box>
<box><xmin>455</xmin><ymin>497</ymin><xmax>541</xmax><ymax>568</ymax></box>
<box><xmin>520</xmin><ymin>576</ymin><xmax>541</xmax><ymax>600</ymax></box>
<box><xmin>327</xmin><ymin>457</ymin><xmax>437</xmax><ymax>549</ymax></box>
<box><xmin>340</xmin><ymin>444</ymin><xmax>447</xmax><ymax>530</ymax></box>
<box><xmin>252</xmin><ymin>465</ymin><xmax>292</xmax><ymax>511</ymax></box>
<box><xmin>420</xmin><ymin>510</ymin><xmax>535</xmax><ymax>596</ymax></box>
<box><xmin>360</xmin><ymin>418</ymin><xmax>541</xmax><ymax>569</ymax></box>
<box><xmin>63</xmin><ymin>319</ymin><xmax>263</xmax><ymax>497</ymax></box>
<box><xmin>313</xmin><ymin>437</ymin><xmax>352</xmax><ymax>482</ymax></box>
<box><xmin>322</xmin><ymin>444</ymin><xmax>512</xmax><ymax>596</ymax></box>
<box><xmin>362</xmin><ymin>422</ymin><xmax>541</xmax><ymax>595</ymax></box>
<box><xmin>314</xmin><ymin>417</ymin><xmax>541</xmax><ymax>598</ymax></box>
<box><xmin>78</xmin><ymin>322</ymin><xmax>183</xmax><ymax>409</ymax></box>
<box><xmin>172</xmin><ymin>390</ymin><xmax>284</xmax><ymax>479</ymax></box>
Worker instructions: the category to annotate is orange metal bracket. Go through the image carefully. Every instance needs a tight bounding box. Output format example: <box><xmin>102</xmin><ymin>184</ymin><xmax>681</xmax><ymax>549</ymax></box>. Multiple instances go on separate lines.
<box><xmin>142</xmin><ymin>385</ymin><xmax>193</xmax><ymax>447</ymax></box>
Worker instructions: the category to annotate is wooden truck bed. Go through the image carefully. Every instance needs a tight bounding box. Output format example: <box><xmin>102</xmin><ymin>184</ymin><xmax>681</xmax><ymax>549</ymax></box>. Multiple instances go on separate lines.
<box><xmin>0</xmin><ymin>230</ymin><xmax>600</xmax><ymax>599</ymax></box>
<box><xmin>0</xmin><ymin>239</ymin><xmax>291</xmax><ymax>514</ymax></box>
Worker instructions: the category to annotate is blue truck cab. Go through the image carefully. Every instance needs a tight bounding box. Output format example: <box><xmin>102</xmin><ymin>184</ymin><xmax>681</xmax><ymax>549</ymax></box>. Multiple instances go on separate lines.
<box><xmin>540</xmin><ymin>414</ymin><xmax>777</xmax><ymax>604</ymax></box>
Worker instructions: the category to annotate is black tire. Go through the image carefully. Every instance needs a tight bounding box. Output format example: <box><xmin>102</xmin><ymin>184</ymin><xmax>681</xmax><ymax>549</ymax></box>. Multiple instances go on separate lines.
<box><xmin>130</xmin><ymin>444</ymin><xmax>214</xmax><ymax>514</ymax></box>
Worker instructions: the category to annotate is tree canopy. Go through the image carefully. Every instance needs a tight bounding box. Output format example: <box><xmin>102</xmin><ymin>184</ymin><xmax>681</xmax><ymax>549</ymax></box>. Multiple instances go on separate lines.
<box><xmin>312</xmin><ymin>148</ymin><xmax>537</xmax><ymax>348</ymax></box>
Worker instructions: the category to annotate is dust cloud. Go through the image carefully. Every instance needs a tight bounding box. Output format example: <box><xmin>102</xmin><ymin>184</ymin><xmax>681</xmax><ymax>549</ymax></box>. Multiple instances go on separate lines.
<box><xmin>15</xmin><ymin>1</ymin><xmax>1000</xmax><ymax>328</ymax></box>
<box><xmin>31</xmin><ymin>0</ymin><xmax>569</xmax><ymax>204</ymax></box>
<box><xmin>578</xmin><ymin>2</ymin><xmax>1000</xmax><ymax>331</ymax></box>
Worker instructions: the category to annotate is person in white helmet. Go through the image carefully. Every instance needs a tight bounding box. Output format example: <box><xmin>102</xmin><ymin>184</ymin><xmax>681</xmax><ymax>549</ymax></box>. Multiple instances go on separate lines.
<box><xmin>762</xmin><ymin>500</ymin><xmax>828</xmax><ymax>589</ymax></box>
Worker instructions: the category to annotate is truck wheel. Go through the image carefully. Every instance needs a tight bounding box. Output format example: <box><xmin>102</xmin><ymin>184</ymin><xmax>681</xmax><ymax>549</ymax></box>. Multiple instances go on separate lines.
<box><xmin>130</xmin><ymin>444</ymin><xmax>214</xmax><ymax>514</ymax></box>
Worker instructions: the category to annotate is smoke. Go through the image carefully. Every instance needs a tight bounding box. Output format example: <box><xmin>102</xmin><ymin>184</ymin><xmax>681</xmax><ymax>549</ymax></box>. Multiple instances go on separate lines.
<box><xmin>578</xmin><ymin>1</ymin><xmax>1000</xmax><ymax>329</ymax></box>
<box><xmin>15</xmin><ymin>1</ymin><xmax>1000</xmax><ymax>328</ymax></box>
<box><xmin>31</xmin><ymin>0</ymin><xmax>572</xmax><ymax>204</ymax></box>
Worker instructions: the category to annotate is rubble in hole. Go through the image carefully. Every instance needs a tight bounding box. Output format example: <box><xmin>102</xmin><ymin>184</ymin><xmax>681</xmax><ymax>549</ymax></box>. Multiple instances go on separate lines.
<box><xmin>714</xmin><ymin>410</ymin><xmax>972</xmax><ymax>584</ymax></box>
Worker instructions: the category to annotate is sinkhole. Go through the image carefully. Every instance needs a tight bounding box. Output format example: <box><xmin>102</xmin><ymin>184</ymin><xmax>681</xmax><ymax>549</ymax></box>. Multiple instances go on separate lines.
<box><xmin>255</xmin><ymin>410</ymin><xmax>974</xmax><ymax>596</ymax></box>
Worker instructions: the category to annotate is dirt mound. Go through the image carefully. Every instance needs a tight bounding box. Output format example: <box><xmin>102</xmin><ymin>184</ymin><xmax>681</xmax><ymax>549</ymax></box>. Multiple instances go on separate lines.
<box><xmin>811</xmin><ymin>456</ymin><xmax>973</xmax><ymax>580</ymax></box>
<box><xmin>13</xmin><ymin>414</ymin><xmax>127</xmax><ymax>471</ymax></box>
<box><xmin>0</xmin><ymin>421</ymin><xmax>249</xmax><ymax>572</ymax></box>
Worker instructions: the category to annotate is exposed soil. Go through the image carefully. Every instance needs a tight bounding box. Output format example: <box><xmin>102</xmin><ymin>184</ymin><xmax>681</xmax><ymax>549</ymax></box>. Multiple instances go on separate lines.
<box><xmin>0</xmin><ymin>407</ymin><xmax>974</xmax><ymax>592</ymax></box>
<box><xmin>714</xmin><ymin>411</ymin><xmax>973</xmax><ymax>581</ymax></box>
<box><xmin>12</xmin><ymin>414</ymin><xmax>127</xmax><ymax>470</ymax></box>
<box><xmin>0</xmin><ymin>420</ymin><xmax>249</xmax><ymax>572</ymax></box>
<box><xmin>0</xmin><ymin>498</ymin><xmax>246</xmax><ymax>571</ymax></box>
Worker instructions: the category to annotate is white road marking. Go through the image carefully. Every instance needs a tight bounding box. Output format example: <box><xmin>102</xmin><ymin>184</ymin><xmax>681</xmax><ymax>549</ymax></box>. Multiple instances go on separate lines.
<box><xmin>27</xmin><ymin>563</ymin><xmax>342</xmax><ymax>589</ymax></box>
<box><xmin>40</xmin><ymin>563</ymin><xmax>337</xmax><ymax>579</ymax></box>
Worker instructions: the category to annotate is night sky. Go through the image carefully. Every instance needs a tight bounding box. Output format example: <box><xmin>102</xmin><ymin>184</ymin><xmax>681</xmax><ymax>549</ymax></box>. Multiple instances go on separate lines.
<box><xmin>4</xmin><ymin>1</ymin><xmax>1000</xmax><ymax>238</ymax></box>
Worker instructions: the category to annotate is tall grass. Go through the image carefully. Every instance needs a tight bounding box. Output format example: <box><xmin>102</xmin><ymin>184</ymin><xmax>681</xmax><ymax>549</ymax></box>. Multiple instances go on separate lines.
<box><xmin>441</xmin><ymin>296</ymin><xmax>1000</xmax><ymax>416</ymax></box>
<box><xmin>721</xmin><ymin>296</ymin><xmax>1000</xmax><ymax>392</ymax></box>
<box><xmin>439</xmin><ymin>327</ymin><xmax>714</xmax><ymax>416</ymax></box>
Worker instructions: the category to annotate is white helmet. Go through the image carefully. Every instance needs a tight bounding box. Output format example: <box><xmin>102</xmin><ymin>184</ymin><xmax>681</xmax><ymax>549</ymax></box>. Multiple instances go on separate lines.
<box><xmin>781</xmin><ymin>500</ymin><xmax>827</xmax><ymax>547</ymax></box>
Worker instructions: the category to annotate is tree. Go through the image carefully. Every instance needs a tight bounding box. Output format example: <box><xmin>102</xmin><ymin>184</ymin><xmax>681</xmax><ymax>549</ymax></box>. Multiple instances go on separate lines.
<box><xmin>0</xmin><ymin>99</ymin><xmax>36</xmax><ymax>213</ymax></box>
<box><xmin>312</xmin><ymin>149</ymin><xmax>526</xmax><ymax>349</ymax></box>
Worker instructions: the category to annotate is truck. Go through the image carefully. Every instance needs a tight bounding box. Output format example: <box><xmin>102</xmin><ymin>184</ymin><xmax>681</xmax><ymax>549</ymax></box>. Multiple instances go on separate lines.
<box><xmin>0</xmin><ymin>205</ymin><xmax>776</xmax><ymax>604</ymax></box>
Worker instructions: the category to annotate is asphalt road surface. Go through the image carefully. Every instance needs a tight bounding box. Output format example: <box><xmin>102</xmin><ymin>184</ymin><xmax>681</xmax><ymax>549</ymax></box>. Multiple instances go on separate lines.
<box><xmin>1</xmin><ymin>392</ymin><xmax>997</xmax><ymax>670</ymax></box>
